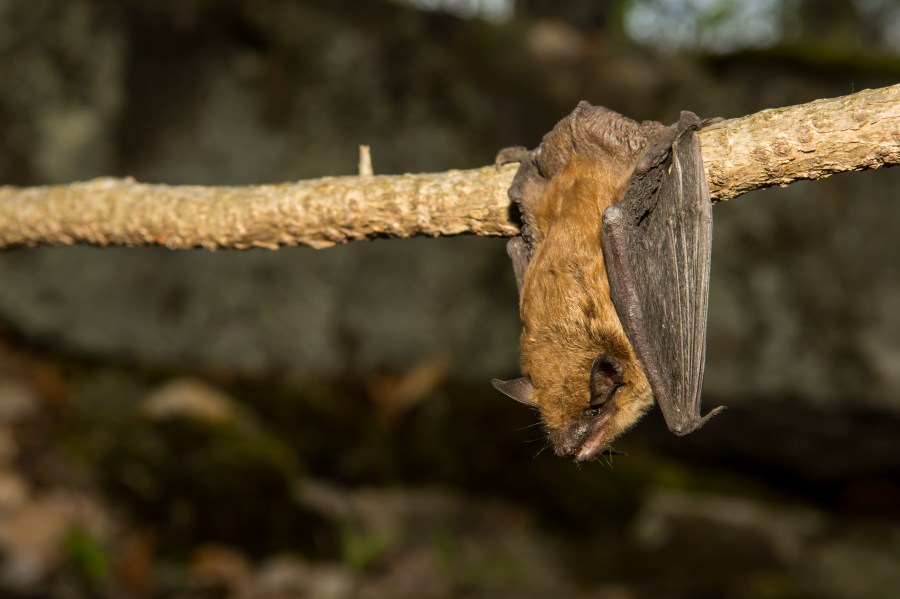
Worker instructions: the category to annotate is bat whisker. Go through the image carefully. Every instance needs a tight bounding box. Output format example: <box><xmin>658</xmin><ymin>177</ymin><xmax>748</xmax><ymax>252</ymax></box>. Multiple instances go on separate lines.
<box><xmin>515</xmin><ymin>421</ymin><xmax>544</xmax><ymax>431</ymax></box>
<box><xmin>532</xmin><ymin>439</ymin><xmax>552</xmax><ymax>459</ymax></box>
<box><xmin>522</xmin><ymin>435</ymin><xmax>548</xmax><ymax>444</ymax></box>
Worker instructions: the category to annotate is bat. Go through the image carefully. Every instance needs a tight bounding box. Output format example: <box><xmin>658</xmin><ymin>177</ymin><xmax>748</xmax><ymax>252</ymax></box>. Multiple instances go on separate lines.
<box><xmin>492</xmin><ymin>102</ymin><xmax>725</xmax><ymax>462</ymax></box>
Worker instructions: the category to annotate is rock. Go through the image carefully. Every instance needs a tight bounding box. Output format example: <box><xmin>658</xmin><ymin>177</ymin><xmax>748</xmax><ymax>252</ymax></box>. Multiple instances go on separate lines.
<box><xmin>0</xmin><ymin>490</ymin><xmax>112</xmax><ymax>591</ymax></box>
<box><xmin>139</xmin><ymin>378</ymin><xmax>240</xmax><ymax>424</ymax></box>
<box><xmin>0</xmin><ymin>470</ymin><xmax>29</xmax><ymax>513</ymax></box>
<box><xmin>190</xmin><ymin>544</ymin><xmax>253</xmax><ymax>596</ymax></box>
<box><xmin>295</xmin><ymin>481</ymin><xmax>577</xmax><ymax>598</ymax></box>
<box><xmin>633</xmin><ymin>489</ymin><xmax>825</xmax><ymax>564</ymax></box>
<box><xmin>0</xmin><ymin>381</ymin><xmax>39</xmax><ymax>425</ymax></box>
<box><xmin>0</xmin><ymin>426</ymin><xmax>16</xmax><ymax>466</ymax></box>
<box><xmin>807</xmin><ymin>529</ymin><xmax>900</xmax><ymax>598</ymax></box>
<box><xmin>253</xmin><ymin>556</ymin><xmax>355</xmax><ymax>599</ymax></box>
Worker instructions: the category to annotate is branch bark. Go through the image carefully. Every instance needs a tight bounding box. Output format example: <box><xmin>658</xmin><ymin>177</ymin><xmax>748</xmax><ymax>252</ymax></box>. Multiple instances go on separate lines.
<box><xmin>1</xmin><ymin>85</ymin><xmax>898</xmax><ymax>250</ymax></box>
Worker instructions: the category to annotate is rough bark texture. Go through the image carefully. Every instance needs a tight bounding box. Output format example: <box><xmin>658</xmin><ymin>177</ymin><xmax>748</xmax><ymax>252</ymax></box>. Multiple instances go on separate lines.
<box><xmin>0</xmin><ymin>168</ymin><xmax>519</xmax><ymax>250</ymax></box>
<box><xmin>701</xmin><ymin>84</ymin><xmax>900</xmax><ymax>200</ymax></box>
<box><xmin>0</xmin><ymin>85</ymin><xmax>897</xmax><ymax>250</ymax></box>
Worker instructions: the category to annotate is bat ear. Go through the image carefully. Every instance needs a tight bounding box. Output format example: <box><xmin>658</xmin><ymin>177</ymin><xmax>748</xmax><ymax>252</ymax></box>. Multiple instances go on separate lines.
<box><xmin>590</xmin><ymin>354</ymin><xmax>623</xmax><ymax>405</ymax></box>
<box><xmin>491</xmin><ymin>377</ymin><xmax>536</xmax><ymax>407</ymax></box>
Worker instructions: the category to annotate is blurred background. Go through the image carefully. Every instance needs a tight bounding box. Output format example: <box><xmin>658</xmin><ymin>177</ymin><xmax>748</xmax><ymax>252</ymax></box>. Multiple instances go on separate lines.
<box><xmin>1</xmin><ymin>0</ymin><xmax>900</xmax><ymax>597</ymax></box>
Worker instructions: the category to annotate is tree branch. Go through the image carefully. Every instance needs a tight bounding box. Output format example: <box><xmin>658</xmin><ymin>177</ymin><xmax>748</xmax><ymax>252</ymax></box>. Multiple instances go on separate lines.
<box><xmin>1</xmin><ymin>85</ymin><xmax>898</xmax><ymax>250</ymax></box>
<box><xmin>701</xmin><ymin>84</ymin><xmax>900</xmax><ymax>200</ymax></box>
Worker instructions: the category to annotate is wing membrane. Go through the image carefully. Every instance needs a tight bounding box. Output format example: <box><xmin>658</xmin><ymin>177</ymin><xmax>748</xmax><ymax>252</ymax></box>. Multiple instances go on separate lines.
<box><xmin>602</xmin><ymin>114</ymin><xmax>724</xmax><ymax>435</ymax></box>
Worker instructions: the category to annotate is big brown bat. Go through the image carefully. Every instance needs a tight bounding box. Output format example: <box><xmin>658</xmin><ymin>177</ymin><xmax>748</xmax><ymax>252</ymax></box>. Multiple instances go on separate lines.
<box><xmin>493</xmin><ymin>102</ymin><xmax>725</xmax><ymax>462</ymax></box>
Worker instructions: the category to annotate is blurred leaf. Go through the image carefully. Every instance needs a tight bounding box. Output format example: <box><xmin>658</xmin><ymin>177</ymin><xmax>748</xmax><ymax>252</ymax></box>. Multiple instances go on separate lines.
<box><xmin>340</xmin><ymin>525</ymin><xmax>396</xmax><ymax>572</ymax></box>
<box><xmin>63</xmin><ymin>526</ymin><xmax>110</xmax><ymax>584</ymax></box>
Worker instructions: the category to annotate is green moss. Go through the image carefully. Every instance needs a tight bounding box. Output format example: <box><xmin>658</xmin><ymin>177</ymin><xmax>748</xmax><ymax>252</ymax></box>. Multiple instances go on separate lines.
<box><xmin>339</xmin><ymin>526</ymin><xmax>397</xmax><ymax>572</ymax></box>
<box><xmin>63</xmin><ymin>526</ymin><xmax>110</xmax><ymax>585</ymax></box>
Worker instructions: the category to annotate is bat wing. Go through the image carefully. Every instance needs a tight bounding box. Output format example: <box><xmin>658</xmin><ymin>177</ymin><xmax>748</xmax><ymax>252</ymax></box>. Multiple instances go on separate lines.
<box><xmin>506</xmin><ymin>236</ymin><xmax>529</xmax><ymax>294</ymax></box>
<box><xmin>601</xmin><ymin>112</ymin><xmax>725</xmax><ymax>436</ymax></box>
<box><xmin>496</xmin><ymin>146</ymin><xmax>542</xmax><ymax>296</ymax></box>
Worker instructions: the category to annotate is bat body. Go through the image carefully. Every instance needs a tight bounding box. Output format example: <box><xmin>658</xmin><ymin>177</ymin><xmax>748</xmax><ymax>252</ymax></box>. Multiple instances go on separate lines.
<box><xmin>493</xmin><ymin>102</ymin><xmax>724</xmax><ymax>461</ymax></box>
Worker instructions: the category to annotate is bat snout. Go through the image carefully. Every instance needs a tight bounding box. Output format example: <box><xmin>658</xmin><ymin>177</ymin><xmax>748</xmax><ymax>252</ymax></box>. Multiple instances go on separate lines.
<box><xmin>549</xmin><ymin>411</ymin><xmax>615</xmax><ymax>462</ymax></box>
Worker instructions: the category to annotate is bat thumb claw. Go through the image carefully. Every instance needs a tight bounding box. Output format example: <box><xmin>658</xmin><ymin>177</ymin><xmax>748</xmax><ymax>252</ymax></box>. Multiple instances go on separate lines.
<box><xmin>671</xmin><ymin>405</ymin><xmax>727</xmax><ymax>436</ymax></box>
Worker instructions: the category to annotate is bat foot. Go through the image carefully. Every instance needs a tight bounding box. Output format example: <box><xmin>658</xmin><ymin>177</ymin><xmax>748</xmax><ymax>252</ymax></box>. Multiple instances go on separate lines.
<box><xmin>671</xmin><ymin>405</ymin><xmax>727</xmax><ymax>436</ymax></box>
<box><xmin>495</xmin><ymin>146</ymin><xmax>530</xmax><ymax>166</ymax></box>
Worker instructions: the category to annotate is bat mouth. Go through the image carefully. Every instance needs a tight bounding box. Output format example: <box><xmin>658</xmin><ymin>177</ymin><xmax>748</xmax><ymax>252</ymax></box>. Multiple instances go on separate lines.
<box><xmin>550</xmin><ymin>411</ymin><xmax>616</xmax><ymax>462</ymax></box>
<box><xmin>574</xmin><ymin>414</ymin><xmax>614</xmax><ymax>462</ymax></box>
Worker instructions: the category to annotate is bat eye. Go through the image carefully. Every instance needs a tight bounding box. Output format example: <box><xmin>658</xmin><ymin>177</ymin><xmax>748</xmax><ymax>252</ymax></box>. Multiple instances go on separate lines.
<box><xmin>589</xmin><ymin>354</ymin><xmax>624</xmax><ymax>408</ymax></box>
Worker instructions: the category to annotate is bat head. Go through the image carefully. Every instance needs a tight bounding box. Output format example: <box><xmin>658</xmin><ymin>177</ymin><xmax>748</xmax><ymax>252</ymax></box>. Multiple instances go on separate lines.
<box><xmin>494</xmin><ymin>318</ymin><xmax>654</xmax><ymax>462</ymax></box>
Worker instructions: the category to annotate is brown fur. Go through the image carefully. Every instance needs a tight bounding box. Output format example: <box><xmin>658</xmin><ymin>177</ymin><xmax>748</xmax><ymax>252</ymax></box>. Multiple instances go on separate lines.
<box><xmin>514</xmin><ymin>104</ymin><xmax>664</xmax><ymax>457</ymax></box>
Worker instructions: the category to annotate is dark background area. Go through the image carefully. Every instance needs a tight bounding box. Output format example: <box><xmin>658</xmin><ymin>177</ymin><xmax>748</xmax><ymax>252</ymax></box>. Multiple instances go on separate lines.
<box><xmin>1</xmin><ymin>1</ymin><xmax>900</xmax><ymax>597</ymax></box>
